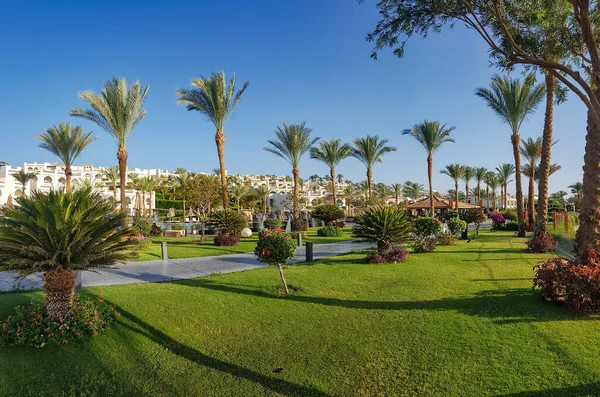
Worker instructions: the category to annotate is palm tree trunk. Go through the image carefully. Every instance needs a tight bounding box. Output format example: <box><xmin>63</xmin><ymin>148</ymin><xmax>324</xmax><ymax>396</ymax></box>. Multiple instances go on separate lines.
<box><xmin>492</xmin><ymin>189</ymin><xmax>497</xmax><ymax>212</ymax></box>
<box><xmin>366</xmin><ymin>168</ymin><xmax>373</xmax><ymax>200</ymax></box>
<box><xmin>263</xmin><ymin>196</ymin><xmax>267</xmax><ymax>214</ymax></box>
<box><xmin>292</xmin><ymin>167</ymin><xmax>300</xmax><ymax>219</ymax></box>
<box><xmin>511</xmin><ymin>134</ymin><xmax>526</xmax><ymax>237</ymax></box>
<box><xmin>454</xmin><ymin>181</ymin><xmax>459</xmax><ymax>211</ymax></box>
<box><xmin>65</xmin><ymin>165</ymin><xmax>72</xmax><ymax>193</ymax></box>
<box><xmin>216</xmin><ymin>130</ymin><xmax>229</xmax><ymax>209</ymax></box>
<box><xmin>22</xmin><ymin>182</ymin><xmax>27</xmax><ymax>198</ymax></box>
<box><xmin>117</xmin><ymin>147</ymin><xmax>128</xmax><ymax>224</ymax></box>
<box><xmin>44</xmin><ymin>268</ymin><xmax>76</xmax><ymax>320</ymax></box>
<box><xmin>113</xmin><ymin>185</ymin><xmax>118</xmax><ymax>203</ymax></box>
<box><xmin>183</xmin><ymin>197</ymin><xmax>186</xmax><ymax>223</ymax></box>
<box><xmin>486</xmin><ymin>185</ymin><xmax>489</xmax><ymax>211</ymax></box>
<box><xmin>477</xmin><ymin>183</ymin><xmax>481</xmax><ymax>207</ymax></box>
<box><xmin>465</xmin><ymin>182</ymin><xmax>470</xmax><ymax>203</ymax></box>
<box><xmin>535</xmin><ymin>74</ymin><xmax>555</xmax><ymax>239</ymax></box>
<box><xmin>149</xmin><ymin>191</ymin><xmax>153</xmax><ymax>219</ymax></box>
<box><xmin>427</xmin><ymin>154</ymin><xmax>434</xmax><ymax>218</ymax></box>
<box><xmin>276</xmin><ymin>263</ymin><xmax>289</xmax><ymax>294</ymax></box>
<box><xmin>330</xmin><ymin>168</ymin><xmax>336</xmax><ymax>204</ymax></box>
<box><xmin>528</xmin><ymin>165</ymin><xmax>535</xmax><ymax>226</ymax></box>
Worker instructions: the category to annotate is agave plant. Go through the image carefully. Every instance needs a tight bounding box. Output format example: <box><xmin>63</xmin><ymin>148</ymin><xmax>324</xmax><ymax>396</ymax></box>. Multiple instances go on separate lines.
<box><xmin>352</xmin><ymin>206</ymin><xmax>413</xmax><ymax>255</ymax></box>
<box><xmin>0</xmin><ymin>188</ymin><xmax>138</xmax><ymax>319</ymax></box>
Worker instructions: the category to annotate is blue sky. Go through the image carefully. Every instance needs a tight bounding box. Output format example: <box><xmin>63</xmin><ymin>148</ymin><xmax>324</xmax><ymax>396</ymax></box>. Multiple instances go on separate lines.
<box><xmin>0</xmin><ymin>0</ymin><xmax>586</xmax><ymax>195</ymax></box>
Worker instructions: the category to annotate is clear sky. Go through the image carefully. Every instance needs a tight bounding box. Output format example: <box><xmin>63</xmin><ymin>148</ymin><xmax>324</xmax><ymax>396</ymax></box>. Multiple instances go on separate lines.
<box><xmin>0</xmin><ymin>0</ymin><xmax>586</xmax><ymax>195</ymax></box>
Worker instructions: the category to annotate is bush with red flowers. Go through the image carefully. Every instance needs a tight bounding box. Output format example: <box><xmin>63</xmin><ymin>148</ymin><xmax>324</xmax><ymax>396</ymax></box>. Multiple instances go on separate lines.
<box><xmin>526</xmin><ymin>233</ymin><xmax>557</xmax><ymax>253</ymax></box>
<box><xmin>0</xmin><ymin>294</ymin><xmax>119</xmax><ymax>348</ymax></box>
<box><xmin>254</xmin><ymin>229</ymin><xmax>297</xmax><ymax>294</ymax></box>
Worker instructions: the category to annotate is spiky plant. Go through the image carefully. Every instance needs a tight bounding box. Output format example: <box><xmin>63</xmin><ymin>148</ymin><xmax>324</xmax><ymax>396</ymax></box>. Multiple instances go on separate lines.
<box><xmin>391</xmin><ymin>183</ymin><xmax>403</xmax><ymax>205</ymax></box>
<box><xmin>208</xmin><ymin>209</ymin><xmax>246</xmax><ymax>235</ymax></box>
<box><xmin>310</xmin><ymin>139</ymin><xmax>352</xmax><ymax>204</ymax></box>
<box><xmin>352</xmin><ymin>206</ymin><xmax>413</xmax><ymax>255</ymax></box>
<box><xmin>351</xmin><ymin>135</ymin><xmax>397</xmax><ymax>200</ymax></box>
<box><xmin>176</xmin><ymin>71</ymin><xmax>249</xmax><ymax>209</ymax></box>
<box><xmin>37</xmin><ymin>123</ymin><xmax>96</xmax><ymax>193</ymax></box>
<box><xmin>476</xmin><ymin>75</ymin><xmax>545</xmax><ymax>236</ymax></box>
<box><xmin>12</xmin><ymin>170</ymin><xmax>37</xmax><ymax>198</ymax></box>
<box><xmin>313</xmin><ymin>204</ymin><xmax>345</xmax><ymax>225</ymax></box>
<box><xmin>0</xmin><ymin>188</ymin><xmax>138</xmax><ymax>319</ymax></box>
<box><xmin>440</xmin><ymin>164</ymin><xmax>465</xmax><ymax>210</ymax></box>
<box><xmin>264</xmin><ymin>122</ymin><xmax>319</xmax><ymax>220</ymax></box>
<box><xmin>403</xmin><ymin>120</ymin><xmax>455</xmax><ymax>217</ymax></box>
<box><xmin>71</xmin><ymin>77</ymin><xmax>148</xmax><ymax>219</ymax></box>
<box><xmin>403</xmin><ymin>181</ymin><xmax>425</xmax><ymax>201</ymax></box>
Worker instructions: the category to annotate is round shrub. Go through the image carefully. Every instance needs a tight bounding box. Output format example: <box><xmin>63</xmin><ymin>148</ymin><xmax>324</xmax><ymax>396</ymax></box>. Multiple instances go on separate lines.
<box><xmin>292</xmin><ymin>217</ymin><xmax>307</xmax><ymax>232</ymax></box>
<box><xmin>128</xmin><ymin>234</ymin><xmax>152</xmax><ymax>250</ymax></box>
<box><xmin>505</xmin><ymin>221</ymin><xmax>520</xmax><ymax>231</ymax></box>
<box><xmin>385</xmin><ymin>246</ymin><xmax>409</xmax><ymax>263</ymax></box>
<box><xmin>413</xmin><ymin>217</ymin><xmax>442</xmax><ymax>237</ymax></box>
<box><xmin>352</xmin><ymin>206</ymin><xmax>414</xmax><ymax>255</ymax></box>
<box><xmin>526</xmin><ymin>233</ymin><xmax>557</xmax><ymax>253</ymax></box>
<box><xmin>490</xmin><ymin>213</ymin><xmax>506</xmax><ymax>230</ymax></box>
<box><xmin>447</xmin><ymin>217</ymin><xmax>467</xmax><ymax>235</ymax></box>
<box><xmin>317</xmin><ymin>225</ymin><xmax>343</xmax><ymax>237</ymax></box>
<box><xmin>263</xmin><ymin>218</ymin><xmax>283</xmax><ymax>230</ymax></box>
<box><xmin>213</xmin><ymin>234</ymin><xmax>240</xmax><ymax>246</ymax></box>
<box><xmin>208</xmin><ymin>210</ymin><xmax>246</xmax><ymax>235</ymax></box>
<box><xmin>412</xmin><ymin>235</ymin><xmax>437</xmax><ymax>253</ymax></box>
<box><xmin>254</xmin><ymin>230</ymin><xmax>297</xmax><ymax>294</ymax></box>
<box><xmin>501</xmin><ymin>209</ymin><xmax>518</xmax><ymax>222</ymax></box>
<box><xmin>132</xmin><ymin>219</ymin><xmax>152</xmax><ymax>237</ymax></box>
<box><xmin>312</xmin><ymin>204</ymin><xmax>345</xmax><ymax>225</ymax></box>
<box><xmin>437</xmin><ymin>233</ymin><xmax>455</xmax><ymax>246</ymax></box>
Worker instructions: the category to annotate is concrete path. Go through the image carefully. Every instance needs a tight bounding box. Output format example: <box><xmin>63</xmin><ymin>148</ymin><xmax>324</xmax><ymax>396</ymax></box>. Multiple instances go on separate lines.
<box><xmin>0</xmin><ymin>241</ymin><xmax>373</xmax><ymax>292</ymax></box>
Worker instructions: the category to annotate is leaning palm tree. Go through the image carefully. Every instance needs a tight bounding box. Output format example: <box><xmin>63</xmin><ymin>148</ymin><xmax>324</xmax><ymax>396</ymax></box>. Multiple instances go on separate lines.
<box><xmin>351</xmin><ymin>135</ymin><xmax>397</xmax><ymax>200</ymax></box>
<box><xmin>476</xmin><ymin>75</ymin><xmax>545</xmax><ymax>236</ymax></box>
<box><xmin>102</xmin><ymin>165</ymin><xmax>120</xmax><ymax>203</ymax></box>
<box><xmin>176</xmin><ymin>71</ymin><xmax>249</xmax><ymax>209</ymax></box>
<box><xmin>403</xmin><ymin>181</ymin><xmax>425</xmax><ymax>202</ymax></box>
<box><xmin>71</xmin><ymin>77</ymin><xmax>148</xmax><ymax>218</ymax></box>
<box><xmin>461</xmin><ymin>166</ymin><xmax>475</xmax><ymax>204</ymax></box>
<box><xmin>264</xmin><ymin>122</ymin><xmax>319</xmax><ymax>220</ymax></box>
<box><xmin>474</xmin><ymin>167</ymin><xmax>487</xmax><ymax>206</ymax></box>
<box><xmin>0</xmin><ymin>188</ymin><xmax>138</xmax><ymax>319</ymax></box>
<box><xmin>12</xmin><ymin>170</ymin><xmax>37</xmax><ymax>198</ymax></box>
<box><xmin>310</xmin><ymin>139</ymin><xmax>352</xmax><ymax>204</ymax></box>
<box><xmin>403</xmin><ymin>120</ymin><xmax>455</xmax><ymax>218</ymax></box>
<box><xmin>496</xmin><ymin>163</ymin><xmax>516</xmax><ymax>210</ymax></box>
<box><xmin>520</xmin><ymin>137</ymin><xmax>543</xmax><ymax>225</ymax></box>
<box><xmin>37</xmin><ymin>123</ymin><xmax>96</xmax><ymax>193</ymax></box>
<box><xmin>391</xmin><ymin>183</ymin><xmax>403</xmax><ymax>205</ymax></box>
<box><xmin>440</xmin><ymin>164</ymin><xmax>465</xmax><ymax>210</ymax></box>
<box><xmin>569</xmin><ymin>182</ymin><xmax>584</xmax><ymax>211</ymax></box>
<box><xmin>172</xmin><ymin>171</ymin><xmax>190</xmax><ymax>222</ymax></box>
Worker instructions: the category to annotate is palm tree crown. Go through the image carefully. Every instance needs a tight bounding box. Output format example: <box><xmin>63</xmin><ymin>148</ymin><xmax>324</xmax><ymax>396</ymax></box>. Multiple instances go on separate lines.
<box><xmin>440</xmin><ymin>164</ymin><xmax>465</xmax><ymax>210</ymax></box>
<box><xmin>12</xmin><ymin>170</ymin><xmax>37</xmax><ymax>197</ymax></box>
<box><xmin>103</xmin><ymin>165</ymin><xmax>120</xmax><ymax>202</ymax></box>
<box><xmin>310</xmin><ymin>138</ymin><xmax>352</xmax><ymax>204</ymax></box>
<box><xmin>351</xmin><ymin>135</ymin><xmax>397</xmax><ymax>200</ymax></box>
<box><xmin>461</xmin><ymin>166</ymin><xmax>475</xmax><ymax>203</ymax></box>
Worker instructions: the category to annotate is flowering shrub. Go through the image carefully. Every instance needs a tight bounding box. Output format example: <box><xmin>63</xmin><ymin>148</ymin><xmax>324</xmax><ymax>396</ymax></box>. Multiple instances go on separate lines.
<box><xmin>447</xmin><ymin>217</ymin><xmax>467</xmax><ymax>235</ymax></box>
<box><xmin>413</xmin><ymin>217</ymin><xmax>442</xmax><ymax>237</ymax></box>
<box><xmin>490</xmin><ymin>213</ymin><xmax>506</xmax><ymax>230</ymax></box>
<box><xmin>437</xmin><ymin>232</ymin><xmax>455</xmax><ymax>246</ymax></box>
<box><xmin>333</xmin><ymin>221</ymin><xmax>346</xmax><ymax>228</ymax></box>
<box><xmin>366</xmin><ymin>246</ymin><xmax>409</xmax><ymax>264</ymax></box>
<box><xmin>317</xmin><ymin>225</ymin><xmax>343</xmax><ymax>237</ymax></box>
<box><xmin>526</xmin><ymin>233</ymin><xmax>557</xmax><ymax>253</ymax></box>
<box><xmin>0</xmin><ymin>294</ymin><xmax>119</xmax><ymax>348</ymax></box>
<box><xmin>214</xmin><ymin>234</ymin><xmax>240</xmax><ymax>246</ymax></box>
<box><xmin>254</xmin><ymin>230</ymin><xmax>297</xmax><ymax>294</ymax></box>
<box><xmin>412</xmin><ymin>235</ymin><xmax>437</xmax><ymax>253</ymax></box>
<box><xmin>263</xmin><ymin>218</ymin><xmax>283</xmax><ymax>230</ymax></box>
<box><xmin>128</xmin><ymin>234</ymin><xmax>152</xmax><ymax>250</ymax></box>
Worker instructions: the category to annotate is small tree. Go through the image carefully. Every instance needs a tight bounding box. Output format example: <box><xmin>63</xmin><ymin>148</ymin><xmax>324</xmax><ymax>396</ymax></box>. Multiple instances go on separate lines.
<box><xmin>254</xmin><ymin>230</ymin><xmax>297</xmax><ymax>294</ymax></box>
<box><xmin>312</xmin><ymin>204</ymin><xmax>345</xmax><ymax>225</ymax></box>
<box><xmin>352</xmin><ymin>206</ymin><xmax>413</xmax><ymax>255</ymax></box>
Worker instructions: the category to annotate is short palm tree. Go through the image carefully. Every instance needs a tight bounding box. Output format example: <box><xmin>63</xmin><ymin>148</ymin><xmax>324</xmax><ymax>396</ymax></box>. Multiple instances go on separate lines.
<box><xmin>440</xmin><ymin>164</ymin><xmax>465</xmax><ymax>210</ymax></box>
<box><xmin>476</xmin><ymin>75</ymin><xmax>545</xmax><ymax>236</ymax></box>
<box><xmin>496</xmin><ymin>163</ymin><xmax>516</xmax><ymax>210</ymax></box>
<box><xmin>461</xmin><ymin>166</ymin><xmax>475</xmax><ymax>204</ymax></box>
<box><xmin>71</xmin><ymin>77</ymin><xmax>148</xmax><ymax>218</ymax></box>
<box><xmin>352</xmin><ymin>206</ymin><xmax>414</xmax><ymax>255</ymax></box>
<box><xmin>37</xmin><ymin>123</ymin><xmax>96</xmax><ymax>193</ymax></box>
<box><xmin>12</xmin><ymin>170</ymin><xmax>37</xmax><ymax>198</ymax></box>
<box><xmin>172</xmin><ymin>171</ymin><xmax>190</xmax><ymax>222</ymax></box>
<box><xmin>310</xmin><ymin>139</ymin><xmax>352</xmax><ymax>204</ymax></box>
<box><xmin>351</xmin><ymin>135</ymin><xmax>397</xmax><ymax>200</ymax></box>
<box><xmin>391</xmin><ymin>183</ymin><xmax>403</xmax><ymax>205</ymax></box>
<box><xmin>137</xmin><ymin>176</ymin><xmax>159</xmax><ymax>218</ymax></box>
<box><xmin>176</xmin><ymin>71</ymin><xmax>249</xmax><ymax>209</ymax></box>
<box><xmin>403</xmin><ymin>181</ymin><xmax>425</xmax><ymax>201</ymax></box>
<box><xmin>403</xmin><ymin>120</ymin><xmax>455</xmax><ymax>217</ymax></box>
<box><xmin>569</xmin><ymin>182</ymin><xmax>584</xmax><ymax>211</ymax></box>
<box><xmin>520</xmin><ymin>137</ymin><xmax>543</xmax><ymax>225</ymax></box>
<box><xmin>474</xmin><ymin>167</ymin><xmax>487</xmax><ymax>206</ymax></box>
<box><xmin>255</xmin><ymin>184</ymin><xmax>271</xmax><ymax>214</ymax></box>
<box><xmin>484</xmin><ymin>172</ymin><xmax>500</xmax><ymax>212</ymax></box>
<box><xmin>264</xmin><ymin>122</ymin><xmax>319</xmax><ymax>220</ymax></box>
<box><xmin>0</xmin><ymin>188</ymin><xmax>138</xmax><ymax>319</ymax></box>
<box><xmin>342</xmin><ymin>184</ymin><xmax>358</xmax><ymax>215</ymax></box>
<box><xmin>102</xmin><ymin>165</ymin><xmax>120</xmax><ymax>203</ymax></box>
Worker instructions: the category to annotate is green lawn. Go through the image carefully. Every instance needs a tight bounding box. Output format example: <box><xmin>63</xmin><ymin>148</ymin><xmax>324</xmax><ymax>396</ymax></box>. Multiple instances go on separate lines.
<box><xmin>136</xmin><ymin>227</ymin><xmax>354</xmax><ymax>261</ymax></box>
<box><xmin>2</xmin><ymin>230</ymin><xmax>600</xmax><ymax>396</ymax></box>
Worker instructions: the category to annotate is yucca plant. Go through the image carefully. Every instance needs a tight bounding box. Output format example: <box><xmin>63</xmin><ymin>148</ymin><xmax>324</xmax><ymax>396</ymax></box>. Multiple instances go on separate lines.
<box><xmin>352</xmin><ymin>206</ymin><xmax>413</xmax><ymax>255</ymax></box>
<box><xmin>207</xmin><ymin>209</ymin><xmax>246</xmax><ymax>235</ymax></box>
<box><xmin>0</xmin><ymin>188</ymin><xmax>139</xmax><ymax>319</ymax></box>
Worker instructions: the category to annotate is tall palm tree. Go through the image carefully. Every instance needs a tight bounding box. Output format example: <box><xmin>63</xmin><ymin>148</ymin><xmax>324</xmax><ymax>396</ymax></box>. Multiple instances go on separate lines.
<box><xmin>484</xmin><ymin>171</ymin><xmax>497</xmax><ymax>211</ymax></box>
<box><xmin>489</xmin><ymin>174</ymin><xmax>500</xmax><ymax>212</ymax></box>
<box><xmin>403</xmin><ymin>181</ymin><xmax>425</xmax><ymax>202</ymax></box>
<box><xmin>172</xmin><ymin>171</ymin><xmax>190</xmax><ymax>222</ymax></box>
<box><xmin>176</xmin><ymin>71</ymin><xmax>249</xmax><ymax>209</ymax></box>
<box><xmin>137</xmin><ymin>176</ymin><xmax>159</xmax><ymax>218</ymax></box>
<box><xmin>476</xmin><ymin>75</ymin><xmax>545</xmax><ymax>236</ymax></box>
<box><xmin>440</xmin><ymin>164</ymin><xmax>465</xmax><ymax>210</ymax></box>
<box><xmin>403</xmin><ymin>120</ymin><xmax>455</xmax><ymax>218</ymax></box>
<box><xmin>569</xmin><ymin>182</ymin><xmax>584</xmax><ymax>211</ymax></box>
<box><xmin>520</xmin><ymin>137</ymin><xmax>543</xmax><ymax>225</ymax></box>
<box><xmin>310</xmin><ymin>139</ymin><xmax>352</xmax><ymax>204</ymax></box>
<box><xmin>255</xmin><ymin>184</ymin><xmax>270</xmax><ymax>214</ymax></box>
<box><xmin>71</xmin><ymin>77</ymin><xmax>149</xmax><ymax>219</ymax></box>
<box><xmin>264</xmin><ymin>122</ymin><xmax>319</xmax><ymax>220</ymax></box>
<box><xmin>12</xmin><ymin>170</ymin><xmax>37</xmax><ymax>198</ymax></box>
<box><xmin>474</xmin><ymin>167</ymin><xmax>487</xmax><ymax>206</ymax></box>
<box><xmin>391</xmin><ymin>183</ymin><xmax>403</xmax><ymax>205</ymax></box>
<box><xmin>102</xmin><ymin>166</ymin><xmax>120</xmax><ymax>203</ymax></box>
<box><xmin>496</xmin><ymin>163</ymin><xmax>516</xmax><ymax>210</ymax></box>
<box><xmin>350</xmin><ymin>135</ymin><xmax>397</xmax><ymax>200</ymax></box>
<box><xmin>461</xmin><ymin>166</ymin><xmax>475</xmax><ymax>204</ymax></box>
<box><xmin>37</xmin><ymin>123</ymin><xmax>96</xmax><ymax>193</ymax></box>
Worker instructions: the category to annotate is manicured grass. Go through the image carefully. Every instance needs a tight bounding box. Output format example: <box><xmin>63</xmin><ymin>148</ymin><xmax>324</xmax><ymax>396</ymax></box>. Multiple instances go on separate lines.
<box><xmin>136</xmin><ymin>227</ymin><xmax>354</xmax><ymax>261</ymax></box>
<box><xmin>2</xmin><ymin>230</ymin><xmax>600</xmax><ymax>395</ymax></box>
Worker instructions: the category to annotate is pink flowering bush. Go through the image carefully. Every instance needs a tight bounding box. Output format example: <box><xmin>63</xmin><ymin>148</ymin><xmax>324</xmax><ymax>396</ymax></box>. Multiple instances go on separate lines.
<box><xmin>490</xmin><ymin>213</ymin><xmax>506</xmax><ymax>230</ymax></box>
<box><xmin>254</xmin><ymin>229</ymin><xmax>297</xmax><ymax>294</ymax></box>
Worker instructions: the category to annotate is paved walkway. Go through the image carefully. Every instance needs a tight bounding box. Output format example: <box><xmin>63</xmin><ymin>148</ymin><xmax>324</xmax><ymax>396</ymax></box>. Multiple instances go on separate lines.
<box><xmin>0</xmin><ymin>241</ymin><xmax>373</xmax><ymax>292</ymax></box>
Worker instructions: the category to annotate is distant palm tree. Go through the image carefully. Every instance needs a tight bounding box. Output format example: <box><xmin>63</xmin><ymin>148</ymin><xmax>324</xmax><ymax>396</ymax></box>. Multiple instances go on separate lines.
<box><xmin>341</xmin><ymin>184</ymin><xmax>358</xmax><ymax>215</ymax></box>
<box><xmin>484</xmin><ymin>171</ymin><xmax>496</xmax><ymax>209</ymax></box>
<box><xmin>403</xmin><ymin>181</ymin><xmax>425</xmax><ymax>201</ymax></box>
<box><xmin>551</xmin><ymin>190</ymin><xmax>569</xmax><ymax>211</ymax></box>
<box><xmin>357</xmin><ymin>180</ymin><xmax>370</xmax><ymax>196</ymax></box>
<box><xmin>476</xmin><ymin>75</ymin><xmax>545</xmax><ymax>236</ymax></box>
<box><xmin>71</xmin><ymin>77</ymin><xmax>149</xmax><ymax>218</ymax></box>
<box><xmin>445</xmin><ymin>189</ymin><xmax>466</xmax><ymax>202</ymax></box>
<box><xmin>474</xmin><ymin>167</ymin><xmax>487</xmax><ymax>206</ymax></box>
<box><xmin>310</xmin><ymin>139</ymin><xmax>352</xmax><ymax>204</ymax></box>
<box><xmin>229</xmin><ymin>181</ymin><xmax>248</xmax><ymax>212</ymax></box>
<box><xmin>520</xmin><ymin>137</ymin><xmax>543</xmax><ymax>225</ymax></box>
<box><xmin>255</xmin><ymin>184</ymin><xmax>270</xmax><ymax>214</ymax></box>
<box><xmin>488</xmin><ymin>174</ymin><xmax>500</xmax><ymax>212</ymax></box>
<box><xmin>264</xmin><ymin>122</ymin><xmax>319</xmax><ymax>219</ymax></box>
<box><xmin>177</xmin><ymin>71</ymin><xmax>249</xmax><ymax>209</ymax></box>
<box><xmin>102</xmin><ymin>166</ymin><xmax>120</xmax><ymax>203</ymax></box>
<box><xmin>172</xmin><ymin>170</ymin><xmax>190</xmax><ymax>222</ymax></box>
<box><xmin>374</xmin><ymin>183</ymin><xmax>392</xmax><ymax>204</ymax></box>
<box><xmin>12</xmin><ymin>170</ymin><xmax>37</xmax><ymax>198</ymax></box>
<box><xmin>440</xmin><ymin>164</ymin><xmax>465</xmax><ymax>210</ymax></box>
<box><xmin>461</xmin><ymin>166</ymin><xmax>475</xmax><ymax>204</ymax></box>
<box><xmin>391</xmin><ymin>183</ymin><xmax>403</xmax><ymax>205</ymax></box>
<box><xmin>137</xmin><ymin>176</ymin><xmax>159</xmax><ymax>218</ymax></box>
<box><xmin>496</xmin><ymin>163</ymin><xmax>516</xmax><ymax>210</ymax></box>
<box><xmin>337</xmin><ymin>174</ymin><xmax>344</xmax><ymax>184</ymax></box>
<box><xmin>351</xmin><ymin>135</ymin><xmax>397</xmax><ymax>200</ymax></box>
<box><xmin>403</xmin><ymin>120</ymin><xmax>455</xmax><ymax>218</ymax></box>
<box><xmin>37</xmin><ymin>123</ymin><xmax>96</xmax><ymax>193</ymax></box>
<box><xmin>569</xmin><ymin>182</ymin><xmax>584</xmax><ymax>211</ymax></box>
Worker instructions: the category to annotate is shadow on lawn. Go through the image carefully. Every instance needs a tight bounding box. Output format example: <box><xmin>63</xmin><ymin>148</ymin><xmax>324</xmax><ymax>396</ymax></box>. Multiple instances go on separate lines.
<box><xmin>499</xmin><ymin>382</ymin><xmax>600</xmax><ymax>396</ymax></box>
<box><xmin>115</xmin><ymin>306</ymin><xmax>331</xmax><ymax>397</ymax></box>
<box><xmin>179</xmin><ymin>279</ymin><xmax>594</xmax><ymax>324</ymax></box>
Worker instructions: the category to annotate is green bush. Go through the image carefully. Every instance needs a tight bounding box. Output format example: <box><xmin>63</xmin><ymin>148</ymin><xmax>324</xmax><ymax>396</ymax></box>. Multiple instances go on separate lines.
<box><xmin>208</xmin><ymin>210</ymin><xmax>246</xmax><ymax>235</ymax></box>
<box><xmin>412</xmin><ymin>235</ymin><xmax>437</xmax><ymax>253</ymax></box>
<box><xmin>292</xmin><ymin>217</ymin><xmax>307</xmax><ymax>232</ymax></box>
<box><xmin>150</xmin><ymin>223</ymin><xmax>163</xmax><ymax>237</ymax></box>
<box><xmin>155</xmin><ymin>199</ymin><xmax>183</xmax><ymax>211</ymax></box>
<box><xmin>254</xmin><ymin>229</ymin><xmax>297</xmax><ymax>294</ymax></box>
<box><xmin>447</xmin><ymin>217</ymin><xmax>467</xmax><ymax>235</ymax></box>
<box><xmin>353</xmin><ymin>206</ymin><xmax>413</xmax><ymax>255</ymax></box>
<box><xmin>505</xmin><ymin>221</ymin><xmax>519</xmax><ymax>231</ymax></box>
<box><xmin>413</xmin><ymin>217</ymin><xmax>442</xmax><ymax>237</ymax></box>
<box><xmin>172</xmin><ymin>225</ymin><xmax>183</xmax><ymax>231</ymax></box>
<box><xmin>263</xmin><ymin>218</ymin><xmax>283</xmax><ymax>230</ymax></box>
<box><xmin>501</xmin><ymin>209</ymin><xmax>518</xmax><ymax>222</ymax></box>
<box><xmin>438</xmin><ymin>233</ymin><xmax>455</xmax><ymax>246</ymax></box>
<box><xmin>317</xmin><ymin>225</ymin><xmax>343</xmax><ymax>237</ymax></box>
<box><xmin>132</xmin><ymin>219</ymin><xmax>152</xmax><ymax>237</ymax></box>
<box><xmin>312</xmin><ymin>204</ymin><xmax>345</xmax><ymax>225</ymax></box>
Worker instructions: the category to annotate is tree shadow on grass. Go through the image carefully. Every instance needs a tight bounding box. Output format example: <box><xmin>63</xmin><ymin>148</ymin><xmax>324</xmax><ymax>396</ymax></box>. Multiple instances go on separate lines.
<box><xmin>114</xmin><ymin>306</ymin><xmax>332</xmax><ymax>397</ymax></box>
<box><xmin>499</xmin><ymin>382</ymin><xmax>600</xmax><ymax>396</ymax></box>
<box><xmin>178</xmin><ymin>279</ymin><xmax>598</xmax><ymax>324</ymax></box>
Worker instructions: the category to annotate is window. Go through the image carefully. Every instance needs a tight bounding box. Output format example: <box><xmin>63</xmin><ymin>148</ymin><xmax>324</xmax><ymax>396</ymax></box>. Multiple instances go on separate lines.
<box><xmin>44</xmin><ymin>176</ymin><xmax>52</xmax><ymax>183</ymax></box>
